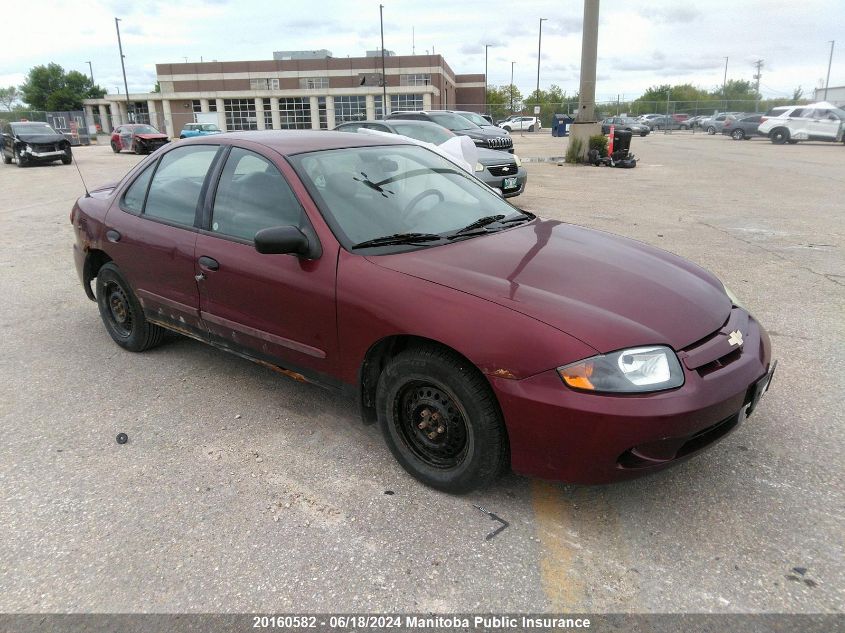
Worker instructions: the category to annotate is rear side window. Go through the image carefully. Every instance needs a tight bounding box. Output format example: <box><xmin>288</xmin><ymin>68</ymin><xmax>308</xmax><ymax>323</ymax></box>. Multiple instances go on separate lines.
<box><xmin>144</xmin><ymin>145</ymin><xmax>218</xmax><ymax>226</ymax></box>
<box><xmin>789</xmin><ymin>108</ymin><xmax>806</xmax><ymax>118</ymax></box>
<box><xmin>122</xmin><ymin>163</ymin><xmax>155</xmax><ymax>214</ymax></box>
<box><xmin>211</xmin><ymin>147</ymin><xmax>304</xmax><ymax>241</ymax></box>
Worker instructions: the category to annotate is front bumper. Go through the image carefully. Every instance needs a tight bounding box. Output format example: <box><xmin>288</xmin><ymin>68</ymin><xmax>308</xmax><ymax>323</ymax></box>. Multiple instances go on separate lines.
<box><xmin>490</xmin><ymin>313</ymin><xmax>773</xmax><ymax>483</ymax></box>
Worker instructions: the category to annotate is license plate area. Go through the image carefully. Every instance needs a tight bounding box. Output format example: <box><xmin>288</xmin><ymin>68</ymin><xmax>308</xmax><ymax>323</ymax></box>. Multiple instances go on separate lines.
<box><xmin>502</xmin><ymin>176</ymin><xmax>518</xmax><ymax>190</ymax></box>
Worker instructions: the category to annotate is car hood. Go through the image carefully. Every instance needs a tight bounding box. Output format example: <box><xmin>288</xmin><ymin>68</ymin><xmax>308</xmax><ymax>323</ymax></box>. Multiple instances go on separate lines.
<box><xmin>15</xmin><ymin>133</ymin><xmax>66</xmax><ymax>144</ymax></box>
<box><xmin>134</xmin><ymin>133</ymin><xmax>168</xmax><ymax>140</ymax></box>
<box><xmin>368</xmin><ymin>220</ymin><xmax>730</xmax><ymax>353</ymax></box>
<box><xmin>476</xmin><ymin>147</ymin><xmax>516</xmax><ymax>164</ymax></box>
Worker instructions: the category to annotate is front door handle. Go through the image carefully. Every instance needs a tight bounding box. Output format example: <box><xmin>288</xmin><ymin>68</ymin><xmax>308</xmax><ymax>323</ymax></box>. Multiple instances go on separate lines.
<box><xmin>198</xmin><ymin>256</ymin><xmax>219</xmax><ymax>271</ymax></box>
<box><xmin>106</xmin><ymin>229</ymin><xmax>121</xmax><ymax>243</ymax></box>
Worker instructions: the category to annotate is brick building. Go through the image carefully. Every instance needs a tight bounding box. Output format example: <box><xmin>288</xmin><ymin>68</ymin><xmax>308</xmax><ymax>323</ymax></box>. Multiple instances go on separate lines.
<box><xmin>83</xmin><ymin>52</ymin><xmax>486</xmax><ymax>137</ymax></box>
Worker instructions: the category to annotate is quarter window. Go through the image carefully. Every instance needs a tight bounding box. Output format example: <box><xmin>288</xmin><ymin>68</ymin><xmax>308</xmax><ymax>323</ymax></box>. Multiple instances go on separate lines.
<box><xmin>211</xmin><ymin>148</ymin><xmax>304</xmax><ymax>241</ymax></box>
<box><xmin>144</xmin><ymin>145</ymin><xmax>218</xmax><ymax>226</ymax></box>
<box><xmin>122</xmin><ymin>163</ymin><xmax>155</xmax><ymax>214</ymax></box>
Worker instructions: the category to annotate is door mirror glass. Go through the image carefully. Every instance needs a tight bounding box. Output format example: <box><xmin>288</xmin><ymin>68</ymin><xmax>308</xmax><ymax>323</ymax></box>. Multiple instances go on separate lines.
<box><xmin>254</xmin><ymin>226</ymin><xmax>310</xmax><ymax>256</ymax></box>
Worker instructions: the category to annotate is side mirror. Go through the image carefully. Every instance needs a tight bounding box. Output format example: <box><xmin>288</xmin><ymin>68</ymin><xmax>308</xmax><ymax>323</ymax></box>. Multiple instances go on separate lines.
<box><xmin>254</xmin><ymin>226</ymin><xmax>310</xmax><ymax>256</ymax></box>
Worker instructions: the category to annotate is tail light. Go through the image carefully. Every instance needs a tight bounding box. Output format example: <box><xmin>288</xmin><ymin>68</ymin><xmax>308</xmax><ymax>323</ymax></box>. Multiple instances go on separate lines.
<box><xmin>760</xmin><ymin>116</ymin><xmax>769</xmax><ymax>123</ymax></box>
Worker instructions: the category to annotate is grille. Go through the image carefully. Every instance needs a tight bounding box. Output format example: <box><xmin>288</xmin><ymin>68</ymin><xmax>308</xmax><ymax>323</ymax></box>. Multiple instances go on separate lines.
<box><xmin>680</xmin><ymin>308</ymin><xmax>749</xmax><ymax>374</ymax></box>
<box><xmin>487</xmin><ymin>136</ymin><xmax>513</xmax><ymax>149</ymax></box>
<box><xmin>487</xmin><ymin>163</ymin><xmax>517</xmax><ymax>177</ymax></box>
<box><xmin>34</xmin><ymin>143</ymin><xmax>58</xmax><ymax>152</ymax></box>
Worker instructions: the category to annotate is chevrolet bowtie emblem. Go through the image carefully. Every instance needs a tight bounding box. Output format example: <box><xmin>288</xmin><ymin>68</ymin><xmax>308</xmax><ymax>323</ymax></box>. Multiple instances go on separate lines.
<box><xmin>727</xmin><ymin>330</ymin><xmax>743</xmax><ymax>347</ymax></box>
<box><xmin>502</xmin><ymin>167</ymin><xmax>510</xmax><ymax>172</ymax></box>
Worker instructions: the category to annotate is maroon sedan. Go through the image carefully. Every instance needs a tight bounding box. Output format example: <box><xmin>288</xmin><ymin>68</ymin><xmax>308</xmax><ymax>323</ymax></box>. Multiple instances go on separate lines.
<box><xmin>71</xmin><ymin>131</ymin><xmax>775</xmax><ymax>492</ymax></box>
<box><xmin>110</xmin><ymin>123</ymin><xmax>169</xmax><ymax>154</ymax></box>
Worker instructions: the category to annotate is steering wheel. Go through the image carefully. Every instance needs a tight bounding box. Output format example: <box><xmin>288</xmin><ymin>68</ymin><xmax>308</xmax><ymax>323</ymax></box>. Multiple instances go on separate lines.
<box><xmin>403</xmin><ymin>189</ymin><xmax>444</xmax><ymax>223</ymax></box>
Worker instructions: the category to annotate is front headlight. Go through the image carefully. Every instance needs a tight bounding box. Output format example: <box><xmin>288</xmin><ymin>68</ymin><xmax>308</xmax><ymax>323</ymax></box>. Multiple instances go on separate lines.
<box><xmin>723</xmin><ymin>284</ymin><xmax>745</xmax><ymax>309</ymax></box>
<box><xmin>474</xmin><ymin>162</ymin><xmax>485</xmax><ymax>172</ymax></box>
<box><xmin>472</xmin><ymin>138</ymin><xmax>485</xmax><ymax>146</ymax></box>
<box><xmin>557</xmin><ymin>346</ymin><xmax>684</xmax><ymax>393</ymax></box>
<box><xmin>513</xmin><ymin>154</ymin><xmax>522</xmax><ymax>167</ymax></box>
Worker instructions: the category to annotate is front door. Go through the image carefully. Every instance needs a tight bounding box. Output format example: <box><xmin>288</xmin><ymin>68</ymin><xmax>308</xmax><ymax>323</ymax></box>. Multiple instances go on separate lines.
<box><xmin>194</xmin><ymin>145</ymin><xmax>339</xmax><ymax>380</ymax></box>
<box><xmin>807</xmin><ymin>109</ymin><xmax>841</xmax><ymax>140</ymax></box>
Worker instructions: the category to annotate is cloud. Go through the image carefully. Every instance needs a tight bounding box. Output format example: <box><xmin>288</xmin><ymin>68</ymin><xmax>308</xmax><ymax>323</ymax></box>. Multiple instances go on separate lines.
<box><xmin>608</xmin><ymin>51</ymin><xmax>721</xmax><ymax>74</ymax></box>
<box><xmin>641</xmin><ymin>6</ymin><xmax>700</xmax><ymax>24</ymax></box>
<box><xmin>544</xmin><ymin>18</ymin><xmax>582</xmax><ymax>37</ymax></box>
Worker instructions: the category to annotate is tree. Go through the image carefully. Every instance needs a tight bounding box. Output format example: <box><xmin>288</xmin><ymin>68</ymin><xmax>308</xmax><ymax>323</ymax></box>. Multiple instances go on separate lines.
<box><xmin>0</xmin><ymin>86</ymin><xmax>20</xmax><ymax>111</ymax></box>
<box><xmin>485</xmin><ymin>85</ymin><xmax>523</xmax><ymax>120</ymax></box>
<box><xmin>20</xmin><ymin>63</ymin><xmax>105</xmax><ymax>110</ymax></box>
<box><xmin>153</xmin><ymin>81</ymin><xmax>161</xmax><ymax>93</ymax></box>
<box><xmin>792</xmin><ymin>86</ymin><xmax>804</xmax><ymax>101</ymax></box>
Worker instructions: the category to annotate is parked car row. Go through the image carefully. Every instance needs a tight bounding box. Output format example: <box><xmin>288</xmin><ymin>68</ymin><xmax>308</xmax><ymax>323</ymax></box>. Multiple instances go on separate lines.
<box><xmin>601</xmin><ymin>117</ymin><xmax>650</xmax><ymax>136</ymax></box>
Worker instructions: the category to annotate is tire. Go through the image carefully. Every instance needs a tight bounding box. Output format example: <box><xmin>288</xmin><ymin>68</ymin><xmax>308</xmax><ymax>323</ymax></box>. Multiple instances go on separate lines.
<box><xmin>707</xmin><ymin>126</ymin><xmax>716</xmax><ymax>135</ymax></box>
<box><xmin>2</xmin><ymin>151</ymin><xmax>11</xmax><ymax>164</ymax></box>
<box><xmin>14</xmin><ymin>148</ymin><xmax>25</xmax><ymax>167</ymax></box>
<box><xmin>528</xmin><ymin>125</ymin><xmax>535</xmax><ymax>132</ymax></box>
<box><xmin>96</xmin><ymin>263</ymin><xmax>166</xmax><ymax>352</ymax></box>
<box><xmin>375</xmin><ymin>344</ymin><xmax>508</xmax><ymax>493</ymax></box>
<box><xmin>731</xmin><ymin>129</ymin><xmax>744</xmax><ymax>140</ymax></box>
<box><xmin>502</xmin><ymin>126</ymin><xmax>511</xmax><ymax>132</ymax></box>
<box><xmin>61</xmin><ymin>151</ymin><xmax>72</xmax><ymax>165</ymax></box>
<box><xmin>770</xmin><ymin>128</ymin><xmax>789</xmax><ymax>144</ymax></box>
<box><xmin>111</xmin><ymin>141</ymin><xmax>120</xmax><ymax>153</ymax></box>
<box><xmin>179</xmin><ymin>135</ymin><xmax>186</xmax><ymax>139</ymax></box>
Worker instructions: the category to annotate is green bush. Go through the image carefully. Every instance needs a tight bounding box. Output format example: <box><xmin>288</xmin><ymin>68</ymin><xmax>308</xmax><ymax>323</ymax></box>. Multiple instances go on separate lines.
<box><xmin>589</xmin><ymin>134</ymin><xmax>608</xmax><ymax>157</ymax></box>
<box><xmin>565</xmin><ymin>136</ymin><xmax>583</xmax><ymax>164</ymax></box>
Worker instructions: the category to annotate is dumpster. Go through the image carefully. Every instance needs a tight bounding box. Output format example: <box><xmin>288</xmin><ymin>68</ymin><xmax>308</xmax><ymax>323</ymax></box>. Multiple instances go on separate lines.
<box><xmin>551</xmin><ymin>113</ymin><xmax>574</xmax><ymax>137</ymax></box>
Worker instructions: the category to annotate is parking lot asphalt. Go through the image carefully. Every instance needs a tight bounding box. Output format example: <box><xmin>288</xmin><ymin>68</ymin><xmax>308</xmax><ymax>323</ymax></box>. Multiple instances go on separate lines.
<box><xmin>0</xmin><ymin>131</ymin><xmax>842</xmax><ymax>614</ymax></box>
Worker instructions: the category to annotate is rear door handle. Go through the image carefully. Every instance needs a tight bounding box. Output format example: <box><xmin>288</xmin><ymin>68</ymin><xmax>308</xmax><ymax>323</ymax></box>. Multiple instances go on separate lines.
<box><xmin>198</xmin><ymin>256</ymin><xmax>219</xmax><ymax>271</ymax></box>
<box><xmin>106</xmin><ymin>229</ymin><xmax>121</xmax><ymax>243</ymax></box>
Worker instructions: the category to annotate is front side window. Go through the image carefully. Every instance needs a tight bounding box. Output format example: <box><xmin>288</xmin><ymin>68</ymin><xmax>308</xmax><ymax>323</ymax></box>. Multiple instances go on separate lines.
<box><xmin>211</xmin><ymin>147</ymin><xmax>304</xmax><ymax>241</ymax></box>
<box><xmin>144</xmin><ymin>145</ymin><xmax>219</xmax><ymax>226</ymax></box>
<box><xmin>291</xmin><ymin>144</ymin><xmax>518</xmax><ymax>248</ymax></box>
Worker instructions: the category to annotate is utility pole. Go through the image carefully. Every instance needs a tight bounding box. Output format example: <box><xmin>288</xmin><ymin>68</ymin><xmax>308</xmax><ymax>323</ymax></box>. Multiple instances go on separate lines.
<box><xmin>575</xmin><ymin>0</ymin><xmax>600</xmax><ymax>122</ymax></box>
<box><xmin>536</xmin><ymin>18</ymin><xmax>547</xmax><ymax>104</ymax></box>
<box><xmin>379</xmin><ymin>5</ymin><xmax>387</xmax><ymax>117</ymax></box>
<box><xmin>722</xmin><ymin>56</ymin><xmax>729</xmax><ymax>108</ymax></box>
<box><xmin>86</xmin><ymin>61</ymin><xmax>94</xmax><ymax>85</ymax></box>
<box><xmin>412</xmin><ymin>26</ymin><xmax>415</xmax><ymax>55</ymax></box>
<box><xmin>753</xmin><ymin>59</ymin><xmax>764</xmax><ymax>112</ymax></box>
<box><xmin>825</xmin><ymin>41</ymin><xmax>835</xmax><ymax>100</ymax></box>
<box><xmin>114</xmin><ymin>18</ymin><xmax>131</xmax><ymax>121</ymax></box>
<box><xmin>484</xmin><ymin>45</ymin><xmax>493</xmax><ymax>114</ymax></box>
<box><xmin>510</xmin><ymin>61</ymin><xmax>515</xmax><ymax>112</ymax></box>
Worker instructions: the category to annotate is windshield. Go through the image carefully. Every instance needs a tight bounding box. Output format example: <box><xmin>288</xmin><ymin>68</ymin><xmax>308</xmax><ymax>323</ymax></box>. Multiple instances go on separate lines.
<box><xmin>201</xmin><ymin>124</ymin><xmax>220</xmax><ymax>131</ymax></box>
<box><xmin>391</xmin><ymin>123</ymin><xmax>455</xmax><ymax>145</ymax></box>
<box><xmin>290</xmin><ymin>145</ymin><xmax>521</xmax><ymax>250</ymax></box>
<box><xmin>11</xmin><ymin>123</ymin><xmax>58</xmax><ymax>135</ymax></box>
<box><xmin>132</xmin><ymin>125</ymin><xmax>159</xmax><ymax>134</ymax></box>
<box><xmin>427</xmin><ymin>112</ymin><xmax>479</xmax><ymax>131</ymax></box>
<box><xmin>457</xmin><ymin>111</ymin><xmax>489</xmax><ymax>126</ymax></box>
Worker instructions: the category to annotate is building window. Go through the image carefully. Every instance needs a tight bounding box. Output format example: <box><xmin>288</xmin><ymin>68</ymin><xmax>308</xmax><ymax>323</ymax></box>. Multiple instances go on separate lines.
<box><xmin>299</xmin><ymin>77</ymin><xmax>329</xmax><ymax>90</ymax></box>
<box><xmin>391</xmin><ymin>94</ymin><xmax>424</xmax><ymax>111</ymax></box>
<box><xmin>333</xmin><ymin>96</ymin><xmax>367</xmax><ymax>123</ymax></box>
<box><xmin>278</xmin><ymin>97</ymin><xmax>311</xmax><ymax>129</ymax></box>
<box><xmin>249</xmin><ymin>78</ymin><xmax>280</xmax><ymax>90</ymax></box>
<box><xmin>374</xmin><ymin>95</ymin><xmax>384</xmax><ymax>118</ymax></box>
<box><xmin>192</xmin><ymin>100</ymin><xmax>202</xmax><ymax>113</ymax></box>
<box><xmin>400</xmin><ymin>74</ymin><xmax>431</xmax><ymax>86</ymax></box>
<box><xmin>131</xmin><ymin>102</ymin><xmax>150</xmax><ymax>124</ymax></box>
<box><xmin>208</xmin><ymin>101</ymin><xmax>217</xmax><ymax>112</ymax></box>
<box><xmin>224</xmin><ymin>98</ymin><xmax>258</xmax><ymax>131</ymax></box>
<box><xmin>263</xmin><ymin>98</ymin><xmax>273</xmax><ymax>129</ymax></box>
<box><xmin>318</xmin><ymin>97</ymin><xmax>327</xmax><ymax>129</ymax></box>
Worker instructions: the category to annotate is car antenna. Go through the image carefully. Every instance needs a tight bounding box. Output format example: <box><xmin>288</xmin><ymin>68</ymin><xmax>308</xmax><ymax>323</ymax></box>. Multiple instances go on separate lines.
<box><xmin>71</xmin><ymin>150</ymin><xmax>91</xmax><ymax>198</ymax></box>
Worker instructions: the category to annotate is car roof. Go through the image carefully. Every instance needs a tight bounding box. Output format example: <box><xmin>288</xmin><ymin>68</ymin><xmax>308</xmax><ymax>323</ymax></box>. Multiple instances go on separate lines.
<box><xmin>184</xmin><ymin>130</ymin><xmax>411</xmax><ymax>155</ymax></box>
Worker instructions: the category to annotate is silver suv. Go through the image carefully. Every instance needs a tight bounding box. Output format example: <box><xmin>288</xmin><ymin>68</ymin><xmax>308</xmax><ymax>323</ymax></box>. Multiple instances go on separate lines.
<box><xmin>757</xmin><ymin>102</ymin><xmax>845</xmax><ymax>144</ymax></box>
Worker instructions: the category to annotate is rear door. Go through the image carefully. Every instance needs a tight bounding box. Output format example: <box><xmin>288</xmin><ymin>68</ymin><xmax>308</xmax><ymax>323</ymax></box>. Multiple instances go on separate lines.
<box><xmin>194</xmin><ymin>144</ymin><xmax>339</xmax><ymax>379</ymax></box>
<box><xmin>103</xmin><ymin>144</ymin><xmax>221</xmax><ymax>335</ymax></box>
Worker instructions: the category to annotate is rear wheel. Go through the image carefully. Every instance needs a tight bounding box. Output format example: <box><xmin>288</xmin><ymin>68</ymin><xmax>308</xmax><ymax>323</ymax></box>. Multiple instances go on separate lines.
<box><xmin>770</xmin><ymin>128</ymin><xmax>789</xmax><ymax>144</ymax></box>
<box><xmin>528</xmin><ymin>125</ymin><xmax>535</xmax><ymax>132</ymax></box>
<box><xmin>731</xmin><ymin>129</ymin><xmax>744</xmax><ymax>140</ymax></box>
<box><xmin>376</xmin><ymin>345</ymin><xmax>508</xmax><ymax>493</ymax></box>
<box><xmin>96</xmin><ymin>263</ymin><xmax>166</xmax><ymax>352</ymax></box>
<box><xmin>707</xmin><ymin>126</ymin><xmax>716</xmax><ymax>135</ymax></box>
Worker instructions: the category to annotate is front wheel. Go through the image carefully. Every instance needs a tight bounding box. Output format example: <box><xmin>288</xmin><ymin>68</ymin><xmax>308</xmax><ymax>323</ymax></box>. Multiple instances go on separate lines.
<box><xmin>731</xmin><ymin>129</ymin><xmax>744</xmax><ymax>140</ymax></box>
<box><xmin>96</xmin><ymin>263</ymin><xmax>166</xmax><ymax>352</ymax></box>
<box><xmin>61</xmin><ymin>151</ymin><xmax>72</xmax><ymax>164</ymax></box>
<box><xmin>2</xmin><ymin>151</ymin><xmax>11</xmax><ymax>164</ymax></box>
<box><xmin>376</xmin><ymin>345</ymin><xmax>508</xmax><ymax>493</ymax></box>
<box><xmin>770</xmin><ymin>128</ymin><xmax>789</xmax><ymax>144</ymax></box>
<box><xmin>110</xmin><ymin>141</ymin><xmax>120</xmax><ymax>153</ymax></box>
<box><xmin>707</xmin><ymin>126</ymin><xmax>716</xmax><ymax>135</ymax></box>
<box><xmin>502</xmin><ymin>126</ymin><xmax>511</xmax><ymax>132</ymax></box>
<box><xmin>14</xmin><ymin>148</ymin><xmax>25</xmax><ymax>167</ymax></box>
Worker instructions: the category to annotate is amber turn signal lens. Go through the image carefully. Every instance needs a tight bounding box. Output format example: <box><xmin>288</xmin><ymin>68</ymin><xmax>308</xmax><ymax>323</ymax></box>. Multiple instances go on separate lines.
<box><xmin>558</xmin><ymin>362</ymin><xmax>595</xmax><ymax>390</ymax></box>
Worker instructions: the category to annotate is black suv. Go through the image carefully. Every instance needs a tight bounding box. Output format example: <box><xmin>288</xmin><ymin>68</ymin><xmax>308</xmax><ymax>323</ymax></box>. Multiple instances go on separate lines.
<box><xmin>386</xmin><ymin>110</ymin><xmax>513</xmax><ymax>152</ymax></box>
<box><xmin>2</xmin><ymin>121</ymin><xmax>72</xmax><ymax>167</ymax></box>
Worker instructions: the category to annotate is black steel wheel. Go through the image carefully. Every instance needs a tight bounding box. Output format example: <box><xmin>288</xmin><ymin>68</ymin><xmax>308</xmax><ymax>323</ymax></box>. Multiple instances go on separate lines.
<box><xmin>770</xmin><ymin>128</ymin><xmax>789</xmax><ymax>144</ymax></box>
<box><xmin>96</xmin><ymin>262</ymin><xmax>166</xmax><ymax>352</ymax></box>
<box><xmin>376</xmin><ymin>344</ymin><xmax>508</xmax><ymax>493</ymax></box>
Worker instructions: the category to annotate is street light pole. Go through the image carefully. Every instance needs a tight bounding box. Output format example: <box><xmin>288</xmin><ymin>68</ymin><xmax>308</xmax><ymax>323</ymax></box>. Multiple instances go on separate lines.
<box><xmin>379</xmin><ymin>5</ymin><xmax>388</xmax><ymax>116</ymax></box>
<box><xmin>824</xmin><ymin>40</ymin><xmax>835</xmax><ymax>100</ymax></box>
<box><xmin>536</xmin><ymin>18</ymin><xmax>547</xmax><ymax>102</ymax></box>
<box><xmin>510</xmin><ymin>61</ymin><xmax>515</xmax><ymax>112</ymax></box>
<box><xmin>114</xmin><ymin>18</ymin><xmax>131</xmax><ymax>121</ymax></box>
<box><xmin>484</xmin><ymin>44</ymin><xmax>492</xmax><ymax>114</ymax></box>
<box><xmin>86</xmin><ymin>61</ymin><xmax>94</xmax><ymax>85</ymax></box>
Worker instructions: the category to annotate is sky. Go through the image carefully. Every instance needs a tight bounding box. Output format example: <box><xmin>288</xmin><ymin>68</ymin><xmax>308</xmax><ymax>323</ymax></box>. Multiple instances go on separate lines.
<box><xmin>2</xmin><ymin>0</ymin><xmax>844</xmax><ymax>103</ymax></box>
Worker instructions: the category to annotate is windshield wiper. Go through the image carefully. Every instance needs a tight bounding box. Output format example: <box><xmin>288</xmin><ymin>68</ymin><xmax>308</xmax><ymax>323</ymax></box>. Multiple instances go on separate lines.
<box><xmin>448</xmin><ymin>215</ymin><xmax>506</xmax><ymax>239</ymax></box>
<box><xmin>499</xmin><ymin>211</ymin><xmax>536</xmax><ymax>224</ymax></box>
<box><xmin>351</xmin><ymin>232</ymin><xmax>443</xmax><ymax>249</ymax></box>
